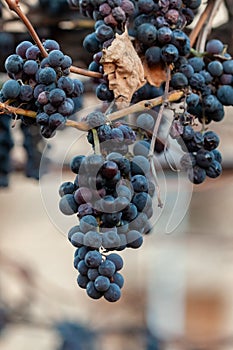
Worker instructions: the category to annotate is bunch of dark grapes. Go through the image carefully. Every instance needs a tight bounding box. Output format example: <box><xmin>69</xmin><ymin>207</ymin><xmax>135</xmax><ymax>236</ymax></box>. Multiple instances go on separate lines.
<box><xmin>58</xmin><ymin>111</ymin><xmax>154</xmax><ymax>301</ymax></box>
<box><xmin>68</xmin><ymin>0</ymin><xmax>135</xmax><ymax>32</ymax></box>
<box><xmin>84</xmin><ymin>111</ymin><xmax>136</xmax><ymax>154</ymax></box>
<box><xmin>77</xmin><ymin>0</ymin><xmax>202</xmax><ymax>106</ymax></box>
<box><xmin>172</xmin><ymin>39</ymin><xmax>233</xmax><ymax>124</ymax></box>
<box><xmin>170</xmin><ymin>117</ymin><xmax>222</xmax><ymax>184</ymax></box>
<box><xmin>74</xmin><ymin>248</ymin><xmax>124</xmax><ymax>301</ymax></box>
<box><xmin>0</xmin><ymin>39</ymin><xmax>84</xmax><ymax>139</ymax></box>
<box><xmin>168</xmin><ymin>38</ymin><xmax>233</xmax><ymax>184</ymax></box>
<box><xmin>67</xmin><ymin>0</ymin><xmax>136</xmax><ymax>103</ymax></box>
<box><xmin>0</xmin><ymin>115</ymin><xmax>14</xmax><ymax>187</ymax></box>
<box><xmin>133</xmin><ymin>0</ymin><xmax>201</xmax><ymax>65</ymax></box>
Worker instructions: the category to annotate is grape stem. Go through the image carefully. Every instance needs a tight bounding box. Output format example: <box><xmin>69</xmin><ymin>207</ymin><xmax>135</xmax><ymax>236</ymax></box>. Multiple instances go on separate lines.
<box><xmin>196</xmin><ymin>0</ymin><xmax>225</xmax><ymax>53</ymax></box>
<box><xmin>108</xmin><ymin>90</ymin><xmax>184</xmax><ymax>121</ymax></box>
<box><xmin>189</xmin><ymin>0</ymin><xmax>224</xmax><ymax>50</ymax></box>
<box><xmin>92</xmin><ymin>128</ymin><xmax>101</xmax><ymax>155</ymax></box>
<box><xmin>4</xmin><ymin>0</ymin><xmax>102</xmax><ymax>79</ymax></box>
<box><xmin>147</xmin><ymin>66</ymin><xmax>171</xmax><ymax>208</ymax></box>
<box><xmin>0</xmin><ymin>90</ymin><xmax>184</xmax><ymax>131</ymax></box>
<box><xmin>0</xmin><ymin>101</ymin><xmax>90</xmax><ymax>131</ymax></box>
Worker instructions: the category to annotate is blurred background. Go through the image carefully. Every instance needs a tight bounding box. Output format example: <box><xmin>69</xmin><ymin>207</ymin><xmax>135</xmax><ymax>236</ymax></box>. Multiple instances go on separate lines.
<box><xmin>0</xmin><ymin>0</ymin><xmax>233</xmax><ymax>349</ymax></box>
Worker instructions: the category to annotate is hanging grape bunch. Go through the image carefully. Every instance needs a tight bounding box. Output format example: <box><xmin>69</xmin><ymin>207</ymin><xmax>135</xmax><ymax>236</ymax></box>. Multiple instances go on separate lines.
<box><xmin>0</xmin><ymin>0</ymin><xmax>232</xmax><ymax>301</ymax></box>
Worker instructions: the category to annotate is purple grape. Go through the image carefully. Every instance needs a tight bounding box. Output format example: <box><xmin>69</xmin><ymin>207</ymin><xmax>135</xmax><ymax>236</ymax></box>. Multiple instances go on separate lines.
<box><xmin>137</xmin><ymin>23</ymin><xmax>157</xmax><ymax>46</ymax></box>
<box><xmin>161</xmin><ymin>44</ymin><xmax>179</xmax><ymax>63</ymax></box>
<box><xmin>25</xmin><ymin>45</ymin><xmax>41</xmax><ymax>60</ymax></box>
<box><xmin>104</xmin><ymin>283</ymin><xmax>121</xmax><ymax>302</ymax></box>
<box><xmin>15</xmin><ymin>40</ymin><xmax>33</xmax><ymax>58</ymax></box>
<box><xmin>94</xmin><ymin>276</ymin><xmax>110</xmax><ymax>292</ymax></box>
<box><xmin>83</xmin><ymin>230</ymin><xmax>102</xmax><ymax>248</ymax></box>
<box><xmin>188</xmin><ymin>165</ymin><xmax>206</xmax><ymax>184</ymax></box>
<box><xmin>43</xmin><ymin>39</ymin><xmax>60</xmax><ymax>52</ymax></box>
<box><xmin>59</xmin><ymin>194</ymin><xmax>78</xmax><ymax>215</ymax></box>
<box><xmin>1</xmin><ymin>80</ymin><xmax>21</xmax><ymax>99</ymax></box>
<box><xmin>206</xmin><ymin>160</ymin><xmax>222</xmax><ymax>178</ymax></box>
<box><xmin>49</xmin><ymin>88</ymin><xmax>66</xmax><ymax>107</ymax></box>
<box><xmin>48</xmin><ymin>50</ymin><xmax>65</xmax><ymax>67</ymax></box>
<box><xmin>4</xmin><ymin>54</ymin><xmax>24</xmax><ymax>74</ymax></box>
<box><xmin>206</xmin><ymin>39</ymin><xmax>224</xmax><ymax>54</ymax></box>
<box><xmin>84</xmin><ymin>250</ymin><xmax>102</xmax><ymax>268</ymax></box>
<box><xmin>126</xmin><ymin>230</ymin><xmax>143</xmax><ymax>248</ymax></box>
<box><xmin>23</xmin><ymin>60</ymin><xmax>39</xmax><ymax>76</ymax></box>
<box><xmin>145</xmin><ymin>46</ymin><xmax>161</xmax><ymax>66</ymax></box>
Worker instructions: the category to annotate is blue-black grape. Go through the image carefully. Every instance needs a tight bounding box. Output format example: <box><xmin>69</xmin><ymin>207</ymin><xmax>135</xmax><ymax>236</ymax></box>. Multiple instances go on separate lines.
<box><xmin>206</xmin><ymin>160</ymin><xmax>222</xmax><ymax>178</ymax></box>
<box><xmin>188</xmin><ymin>165</ymin><xmax>206</xmax><ymax>184</ymax></box>
<box><xmin>1</xmin><ymin>80</ymin><xmax>21</xmax><ymax>99</ymax></box>
<box><xmin>206</xmin><ymin>39</ymin><xmax>224</xmax><ymax>54</ymax></box>
<box><xmin>161</xmin><ymin>44</ymin><xmax>179</xmax><ymax>64</ymax></box>
<box><xmin>59</xmin><ymin>181</ymin><xmax>75</xmax><ymax>197</ymax></box>
<box><xmin>104</xmin><ymin>283</ymin><xmax>121</xmax><ymax>302</ymax></box>
<box><xmin>137</xmin><ymin>23</ymin><xmax>157</xmax><ymax>46</ymax></box>
<box><xmin>94</xmin><ymin>275</ymin><xmax>110</xmax><ymax>292</ymax></box>
<box><xmin>59</xmin><ymin>194</ymin><xmax>78</xmax><ymax>215</ymax></box>
<box><xmin>84</xmin><ymin>250</ymin><xmax>102</xmax><ymax>267</ymax></box>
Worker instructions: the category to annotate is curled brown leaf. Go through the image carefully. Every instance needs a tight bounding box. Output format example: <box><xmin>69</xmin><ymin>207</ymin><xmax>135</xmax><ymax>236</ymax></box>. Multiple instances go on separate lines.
<box><xmin>100</xmin><ymin>30</ymin><xmax>146</xmax><ymax>109</ymax></box>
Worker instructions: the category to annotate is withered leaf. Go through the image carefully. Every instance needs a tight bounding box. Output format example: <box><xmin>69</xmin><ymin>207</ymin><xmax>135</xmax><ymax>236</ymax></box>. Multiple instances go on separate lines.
<box><xmin>100</xmin><ymin>30</ymin><xmax>146</xmax><ymax>109</ymax></box>
<box><xmin>142</xmin><ymin>58</ymin><xmax>167</xmax><ymax>87</ymax></box>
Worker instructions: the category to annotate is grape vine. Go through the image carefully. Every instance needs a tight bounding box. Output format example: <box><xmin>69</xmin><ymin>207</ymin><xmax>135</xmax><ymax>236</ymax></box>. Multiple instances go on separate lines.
<box><xmin>0</xmin><ymin>0</ymin><xmax>231</xmax><ymax>302</ymax></box>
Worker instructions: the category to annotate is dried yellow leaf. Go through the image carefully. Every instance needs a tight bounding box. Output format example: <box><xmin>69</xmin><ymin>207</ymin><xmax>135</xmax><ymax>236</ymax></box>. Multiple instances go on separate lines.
<box><xmin>100</xmin><ymin>30</ymin><xmax>146</xmax><ymax>109</ymax></box>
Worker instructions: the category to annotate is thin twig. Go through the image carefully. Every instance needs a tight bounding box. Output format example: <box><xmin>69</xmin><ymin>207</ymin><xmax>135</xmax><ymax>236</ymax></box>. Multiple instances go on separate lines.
<box><xmin>147</xmin><ymin>66</ymin><xmax>171</xmax><ymax>208</ymax></box>
<box><xmin>0</xmin><ymin>102</ymin><xmax>37</xmax><ymax>118</ymax></box>
<box><xmin>196</xmin><ymin>0</ymin><xmax>225</xmax><ymax>53</ymax></box>
<box><xmin>150</xmin><ymin>158</ymin><xmax>163</xmax><ymax>208</ymax></box>
<box><xmin>92</xmin><ymin>128</ymin><xmax>101</xmax><ymax>154</ymax></box>
<box><xmin>4</xmin><ymin>0</ymin><xmax>102</xmax><ymax>79</ymax></box>
<box><xmin>189</xmin><ymin>0</ymin><xmax>216</xmax><ymax>49</ymax></box>
<box><xmin>149</xmin><ymin>66</ymin><xmax>171</xmax><ymax>158</ymax></box>
<box><xmin>4</xmin><ymin>0</ymin><xmax>48</xmax><ymax>56</ymax></box>
<box><xmin>108</xmin><ymin>90</ymin><xmax>184</xmax><ymax>122</ymax></box>
<box><xmin>0</xmin><ymin>90</ymin><xmax>184</xmax><ymax>132</ymax></box>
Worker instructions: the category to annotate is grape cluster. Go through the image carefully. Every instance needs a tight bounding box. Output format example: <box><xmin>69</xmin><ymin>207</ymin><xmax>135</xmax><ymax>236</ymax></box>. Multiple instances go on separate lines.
<box><xmin>133</xmin><ymin>0</ymin><xmax>201</xmax><ymax>66</ymax></box>
<box><xmin>58</xmin><ymin>112</ymin><xmax>154</xmax><ymax>301</ymax></box>
<box><xmin>170</xmin><ymin>118</ymin><xmax>222</xmax><ymax>184</ymax></box>
<box><xmin>172</xmin><ymin>39</ymin><xmax>233</xmax><ymax>124</ymax></box>
<box><xmin>74</xmin><ymin>248</ymin><xmax>124</xmax><ymax>301</ymax></box>
<box><xmin>167</xmin><ymin>38</ymin><xmax>233</xmax><ymax>184</ymax></box>
<box><xmin>70</xmin><ymin>0</ymin><xmax>135</xmax><ymax>31</ymax></box>
<box><xmin>81</xmin><ymin>0</ymin><xmax>202</xmax><ymax>104</ymax></box>
<box><xmin>85</xmin><ymin>111</ymin><xmax>136</xmax><ymax>154</ymax></box>
<box><xmin>0</xmin><ymin>115</ymin><xmax>14</xmax><ymax>187</ymax></box>
<box><xmin>0</xmin><ymin>39</ymin><xmax>84</xmax><ymax>138</ymax></box>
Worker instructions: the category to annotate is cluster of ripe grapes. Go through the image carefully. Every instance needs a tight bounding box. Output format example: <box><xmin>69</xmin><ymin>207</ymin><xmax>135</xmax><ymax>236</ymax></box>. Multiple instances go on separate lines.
<box><xmin>71</xmin><ymin>0</ymin><xmax>202</xmax><ymax>101</ymax></box>
<box><xmin>58</xmin><ymin>111</ymin><xmax>154</xmax><ymax>301</ymax></box>
<box><xmin>0</xmin><ymin>39</ymin><xmax>84</xmax><ymax>139</ymax></box>
<box><xmin>169</xmin><ymin>38</ymin><xmax>233</xmax><ymax>183</ymax></box>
